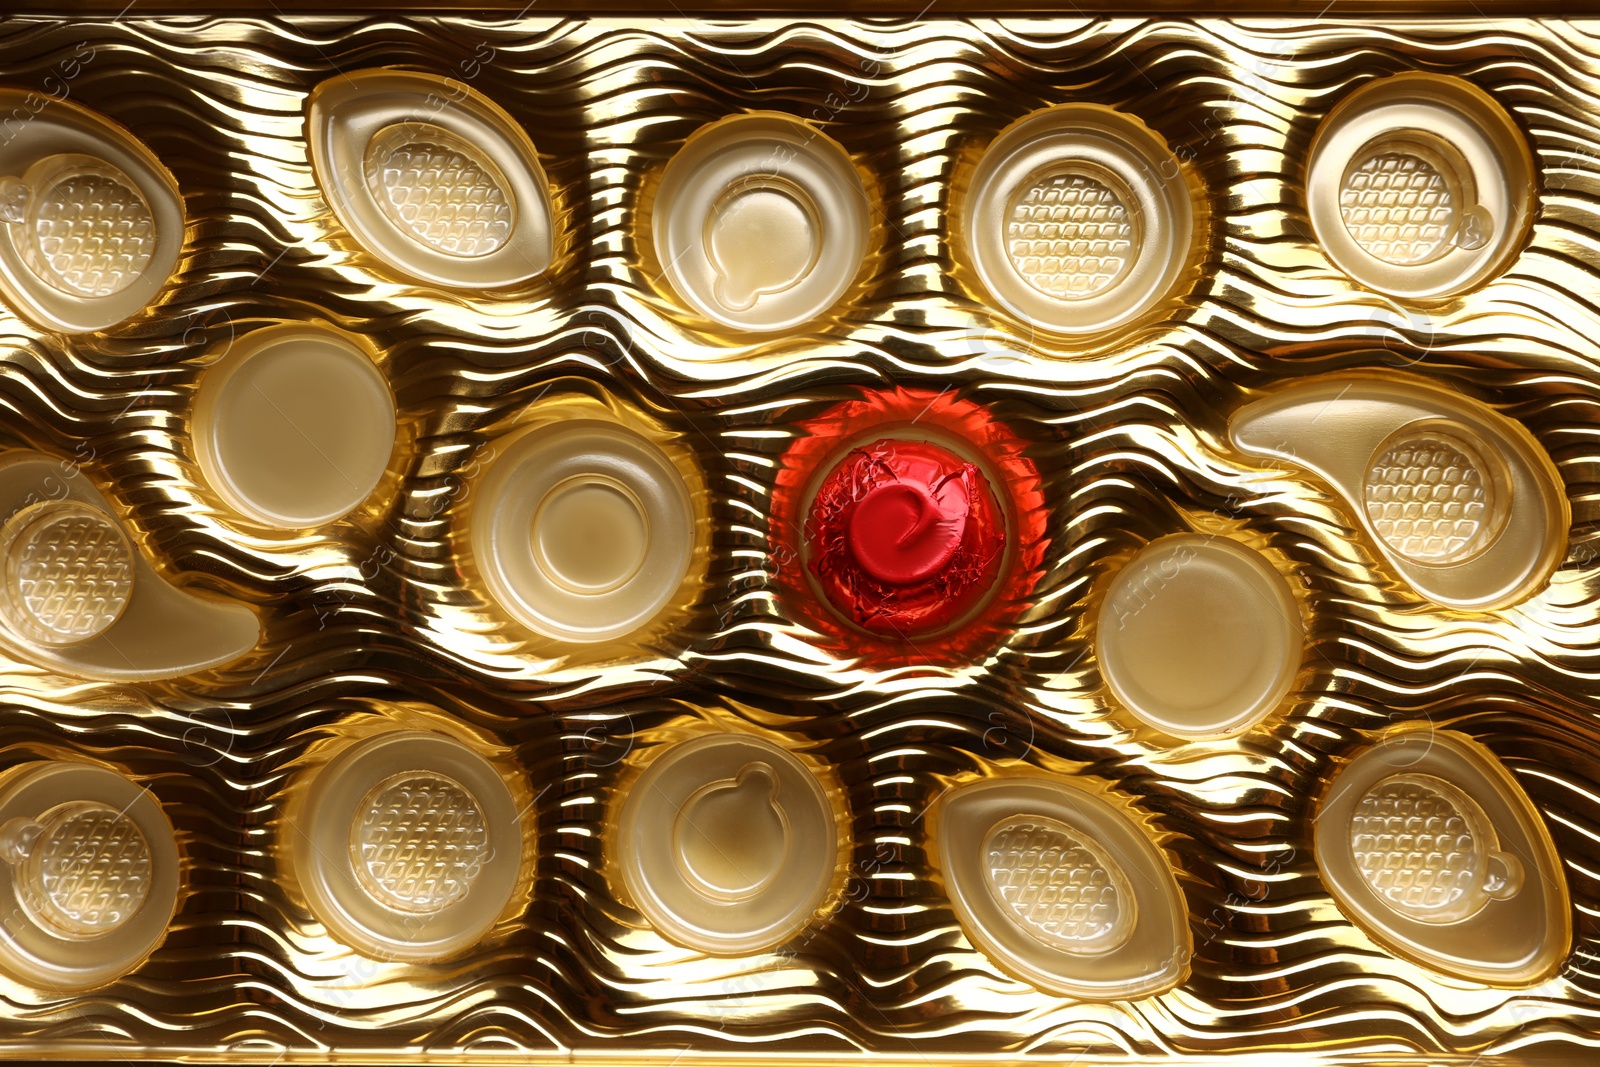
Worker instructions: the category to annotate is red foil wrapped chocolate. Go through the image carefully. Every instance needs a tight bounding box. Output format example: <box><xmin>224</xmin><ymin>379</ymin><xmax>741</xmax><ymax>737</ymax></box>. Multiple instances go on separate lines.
<box><xmin>807</xmin><ymin>439</ymin><xmax>1004</xmax><ymax>636</ymax></box>
<box><xmin>771</xmin><ymin>387</ymin><xmax>1046</xmax><ymax>662</ymax></box>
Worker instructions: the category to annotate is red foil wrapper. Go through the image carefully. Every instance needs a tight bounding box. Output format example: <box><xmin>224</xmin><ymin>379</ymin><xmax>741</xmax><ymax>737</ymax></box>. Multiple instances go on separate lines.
<box><xmin>771</xmin><ymin>387</ymin><xmax>1046</xmax><ymax>664</ymax></box>
<box><xmin>806</xmin><ymin>439</ymin><xmax>1004</xmax><ymax>636</ymax></box>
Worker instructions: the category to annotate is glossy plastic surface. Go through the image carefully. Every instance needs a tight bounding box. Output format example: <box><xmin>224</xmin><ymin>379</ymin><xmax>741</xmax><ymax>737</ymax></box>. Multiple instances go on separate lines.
<box><xmin>307</xmin><ymin>69</ymin><xmax>555</xmax><ymax>288</ymax></box>
<box><xmin>616</xmin><ymin>733</ymin><xmax>840</xmax><ymax>956</ymax></box>
<box><xmin>192</xmin><ymin>323</ymin><xmax>398</xmax><ymax>530</ymax></box>
<box><xmin>1229</xmin><ymin>377</ymin><xmax>1568</xmax><ymax>611</ymax></box>
<box><xmin>0</xmin><ymin>454</ymin><xmax>258</xmax><ymax>680</ymax></box>
<box><xmin>963</xmin><ymin>104</ymin><xmax>1196</xmax><ymax>335</ymax></box>
<box><xmin>1315</xmin><ymin>727</ymin><xmax>1570</xmax><ymax>986</ymax></box>
<box><xmin>0</xmin><ymin>94</ymin><xmax>181</xmax><ymax>333</ymax></box>
<box><xmin>653</xmin><ymin>113</ymin><xmax>869</xmax><ymax>332</ymax></box>
<box><xmin>291</xmin><ymin>730</ymin><xmax>522</xmax><ymax>962</ymax></box>
<box><xmin>937</xmin><ymin>778</ymin><xmax>1191</xmax><ymax>1000</ymax></box>
<box><xmin>0</xmin><ymin>761</ymin><xmax>178</xmax><ymax>991</ymax></box>
<box><xmin>1096</xmin><ymin>534</ymin><xmax>1304</xmax><ymax>740</ymax></box>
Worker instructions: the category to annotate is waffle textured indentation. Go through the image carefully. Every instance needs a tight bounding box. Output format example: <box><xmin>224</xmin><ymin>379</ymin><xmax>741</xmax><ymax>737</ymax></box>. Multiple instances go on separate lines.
<box><xmin>13</xmin><ymin>511</ymin><xmax>133</xmax><ymax>642</ymax></box>
<box><xmin>1351</xmin><ymin>777</ymin><xmax>1479</xmax><ymax>918</ymax></box>
<box><xmin>29</xmin><ymin>805</ymin><xmax>152</xmax><ymax>935</ymax></box>
<box><xmin>984</xmin><ymin>820</ymin><xmax>1122</xmax><ymax>948</ymax></box>
<box><xmin>1006</xmin><ymin>172</ymin><xmax>1134</xmax><ymax>299</ymax></box>
<box><xmin>27</xmin><ymin>170</ymin><xmax>155</xmax><ymax>298</ymax></box>
<box><xmin>1339</xmin><ymin>151</ymin><xmax>1456</xmax><ymax>266</ymax></box>
<box><xmin>1365</xmin><ymin>434</ymin><xmax>1491</xmax><ymax>563</ymax></box>
<box><xmin>366</xmin><ymin>136</ymin><xmax>513</xmax><ymax>258</ymax></box>
<box><xmin>354</xmin><ymin>773</ymin><xmax>490</xmax><ymax>913</ymax></box>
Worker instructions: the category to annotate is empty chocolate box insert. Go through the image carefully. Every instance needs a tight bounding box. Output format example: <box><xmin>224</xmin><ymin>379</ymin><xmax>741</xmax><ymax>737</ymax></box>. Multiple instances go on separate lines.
<box><xmin>652</xmin><ymin>112</ymin><xmax>870</xmax><ymax>332</ymax></box>
<box><xmin>936</xmin><ymin>777</ymin><xmax>1192</xmax><ymax>1001</ymax></box>
<box><xmin>192</xmin><ymin>323</ymin><xmax>398</xmax><ymax>530</ymax></box>
<box><xmin>290</xmin><ymin>729</ymin><xmax>523</xmax><ymax>962</ymax></box>
<box><xmin>1096</xmin><ymin>533</ymin><xmax>1304</xmax><ymax>741</ymax></box>
<box><xmin>0</xmin><ymin>91</ymin><xmax>181</xmax><ymax>334</ymax></box>
<box><xmin>0</xmin><ymin>454</ymin><xmax>257</xmax><ymax>680</ymax></box>
<box><xmin>0</xmin><ymin>760</ymin><xmax>179</xmax><ymax>991</ymax></box>
<box><xmin>1315</xmin><ymin>727</ymin><xmax>1570</xmax><ymax>986</ymax></box>
<box><xmin>962</xmin><ymin>103</ymin><xmax>1197</xmax><ymax>336</ymax></box>
<box><xmin>1306</xmin><ymin>73</ymin><xmax>1534</xmax><ymax>301</ymax></box>
<box><xmin>306</xmin><ymin>69</ymin><xmax>556</xmax><ymax>288</ymax></box>
<box><xmin>1229</xmin><ymin>376</ymin><xmax>1568</xmax><ymax>611</ymax></box>
<box><xmin>616</xmin><ymin>733</ymin><xmax>842</xmax><ymax>956</ymax></box>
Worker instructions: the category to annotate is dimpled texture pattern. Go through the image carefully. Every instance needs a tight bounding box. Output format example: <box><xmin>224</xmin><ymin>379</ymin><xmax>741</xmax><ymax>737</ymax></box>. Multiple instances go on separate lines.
<box><xmin>984</xmin><ymin>820</ymin><xmax>1123</xmax><ymax>948</ymax></box>
<box><xmin>1365</xmin><ymin>434</ymin><xmax>1491</xmax><ymax>563</ymax></box>
<box><xmin>366</xmin><ymin>138</ymin><xmax>513</xmax><ymax>258</ymax></box>
<box><xmin>13</xmin><ymin>511</ymin><xmax>133</xmax><ymax>642</ymax></box>
<box><xmin>1339</xmin><ymin>151</ymin><xmax>1456</xmax><ymax>266</ymax></box>
<box><xmin>354</xmin><ymin>774</ymin><xmax>490</xmax><ymax>913</ymax></box>
<box><xmin>1351</xmin><ymin>778</ymin><xmax>1479</xmax><ymax>918</ymax></box>
<box><xmin>27</xmin><ymin>170</ymin><xmax>155</xmax><ymax>298</ymax></box>
<box><xmin>1006</xmin><ymin>172</ymin><xmax>1134</xmax><ymax>299</ymax></box>
<box><xmin>29</xmin><ymin>806</ymin><xmax>152</xmax><ymax>935</ymax></box>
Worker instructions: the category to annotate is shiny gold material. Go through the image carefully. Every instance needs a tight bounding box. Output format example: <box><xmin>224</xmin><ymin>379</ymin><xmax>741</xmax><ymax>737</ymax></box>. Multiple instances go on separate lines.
<box><xmin>0</xmin><ymin>12</ymin><xmax>1596</xmax><ymax>1067</ymax></box>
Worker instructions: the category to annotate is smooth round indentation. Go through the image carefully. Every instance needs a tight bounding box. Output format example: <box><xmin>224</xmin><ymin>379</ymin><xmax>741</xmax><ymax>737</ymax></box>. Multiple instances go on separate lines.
<box><xmin>964</xmin><ymin>106</ymin><xmax>1194</xmax><ymax>336</ymax></box>
<box><xmin>0</xmin><ymin>762</ymin><xmax>179</xmax><ymax>990</ymax></box>
<box><xmin>14</xmin><ymin>801</ymin><xmax>152</xmax><ymax>938</ymax></box>
<box><xmin>1315</xmin><ymin>729</ymin><xmax>1570</xmax><ymax>986</ymax></box>
<box><xmin>0</xmin><ymin>501</ymin><xmax>134</xmax><ymax>647</ymax></box>
<box><xmin>1005</xmin><ymin>168</ymin><xmax>1138</xmax><ymax>300</ymax></box>
<box><xmin>531</xmin><ymin>476</ymin><xmax>649</xmax><ymax>595</ymax></box>
<box><xmin>1097</xmin><ymin>534</ymin><xmax>1302</xmax><ymax>740</ymax></box>
<box><xmin>1350</xmin><ymin>773</ymin><xmax>1519</xmax><ymax>925</ymax></box>
<box><xmin>981</xmin><ymin>816</ymin><xmax>1133</xmax><ymax>955</ymax></box>
<box><xmin>351</xmin><ymin>773</ymin><xmax>489</xmax><ymax>915</ymax></box>
<box><xmin>672</xmin><ymin>762</ymin><xmax>788</xmax><ymax>903</ymax></box>
<box><xmin>472</xmin><ymin>420</ymin><xmax>696</xmax><ymax>644</ymax></box>
<box><xmin>938</xmin><ymin>779</ymin><xmax>1190</xmax><ymax>999</ymax></box>
<box><xmin>193</xmin><ymin>324</ymin><xmax>396</xmax><ymax>529</ymax></box>
<box><xmin>617</xmin><ymin>733</ymin><xmax>838</xmax><ymax>956</ymax></box>
<box><xmin>1364</xmin><ymin>424</ymin><xmax>1504</xmax><ymax>565</ymax></box>
<box><xmin>18</xmin><ymin>155</ymin><xmax>155</xmax><ymax>298</ymax></box>
<box><xmin>294</xmin><ymin>731</ymin><xmax>522</xmax><ymax>962</ymax></box>
<box><xmin>364</xmin><ymin>123</ymin><xmax>515</xmax><ymax>259</ymax></box>
<box><xmin>653</xmin><ymin>113</ymin><xmax>869</xmax><ymax>332</ymax></box>
<box><xmin>1306</xmin><ymin>74</ymin><xmax>1534</xmax><ymax>300</ymax></box>
<box><xmin>307</xmin><ymin>70</ymin><xmax>555</xmax><ymax>288</ymax></box>
<box><xmin>706</xmin><ymin>176</ymin><xmax>821</xmax><ymax>312</ymax></box>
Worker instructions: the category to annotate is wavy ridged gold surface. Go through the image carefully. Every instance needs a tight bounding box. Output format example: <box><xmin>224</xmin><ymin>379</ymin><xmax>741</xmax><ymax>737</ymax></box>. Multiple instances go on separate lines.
<box><xmin>0</xmin><ymin>12</ymin><xmax>1598</xmax><ymax>1065</ymax></box>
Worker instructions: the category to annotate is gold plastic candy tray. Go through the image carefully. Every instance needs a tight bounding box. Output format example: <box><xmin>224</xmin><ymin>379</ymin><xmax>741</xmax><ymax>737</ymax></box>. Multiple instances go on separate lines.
<box><xmin>0</xmin><ymin>6</ymin><xmax>1595</xmax><ymax>1066</ymax></box>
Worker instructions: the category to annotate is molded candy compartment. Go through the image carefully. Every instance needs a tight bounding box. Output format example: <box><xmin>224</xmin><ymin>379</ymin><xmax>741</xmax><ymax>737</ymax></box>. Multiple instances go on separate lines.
<box><xmin>936</xmin><ymin>778</ymin><xmax>1191</xmax><ymax>1000</ymax></box>
<box><xmin>0</xmin><ymin>92</ymin><xmax>182</xmax><ymax>334</ymax></box>
<box><xmin>191</xmin><ymin>323</ymin><xmax>398</xmax><ymax>530</ymax></box>
<box><xmin>1306</xmin><ymin>73</ymin><xmax>1534</xmax><ymax>301</ymax></box>
<box><xmin>0</xmin><ymin>761</ymin><xmax>179</xmax><ymax>991</ymax></box>
<box><xmin>962</xmin><ymin>103</ymin><xmax>1198</xmax><ymax>337</ymax></box>
<box><xmin>651</xmin><ymin>112</ymin><xmax>870</xmax><ymax>333</ymax></box>
<box><xmin>288</xmin><ymin>729</ymin><xmax>523</xmax><ymax>963</ymax></box>
<box><xmin>306</xmin><ymin>69</ymin><xmax>556</xmax><ymax>289</ymax></box>
<box><xmin>1229</xmin><ymin>376</ymin><xmax>1568</xmax><ymax>611</ymax></box>
<box><xmin>463</xmin><ymin>388</ymin><xmax>708</xmax><ymax>649</ymax></box>
<box><xmin>614</xmin><ymin>733</ymin><xmax>843</xmax><ymax>956</ymax></box>
<box><xmin>1095</xmin><ymin>534</ymin><xmax>1305</xmax><ymax>741</ymax></box>
<box><xmin>1315</xmin><ymin>727</ymin><xmax>1570</xmax><ymax>986</ymax></box>
<box><xmin>0</xmin><ymin>454</ymin><xmax>257</xmax><ymax>680</ymax></box>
